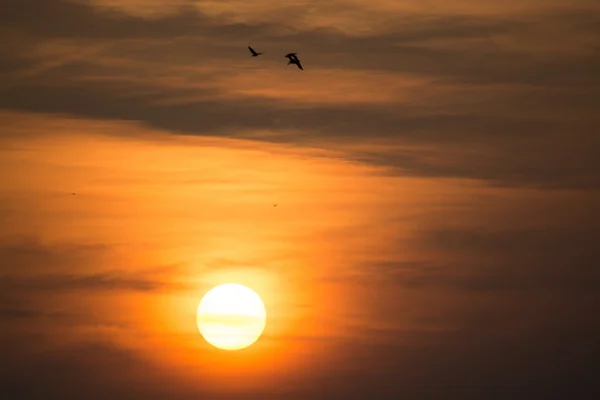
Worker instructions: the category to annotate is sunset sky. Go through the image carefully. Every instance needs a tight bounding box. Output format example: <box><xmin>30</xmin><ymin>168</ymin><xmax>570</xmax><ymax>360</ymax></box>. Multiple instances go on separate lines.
<box><xmin>1</xmin><ymin>0</ymin><xmax>599</xmax><ymax>398</ymax></box>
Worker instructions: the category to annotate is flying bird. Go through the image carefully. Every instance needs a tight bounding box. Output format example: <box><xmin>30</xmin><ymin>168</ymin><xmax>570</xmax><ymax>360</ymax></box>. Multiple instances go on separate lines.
<box><xmin>273</xmin><ymin>204</ymin><xmax>277</xmax><ymax>207</ymax></box>
<box><xmin>285</xmin><ymin>53</ymin><xmax>303</xmax><ymax>70</ymax></box>
<box><xmin>248</xmin><ymin>46</ymin><xmax>264</xmax><ymax>57</ymax></box>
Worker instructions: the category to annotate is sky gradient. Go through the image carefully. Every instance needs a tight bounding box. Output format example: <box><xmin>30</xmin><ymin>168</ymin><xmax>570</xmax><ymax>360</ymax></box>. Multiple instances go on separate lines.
<box><xmin>1</xmin><ymin>1</ymin><xmax>600</xmax><ymax>399</ymax></box>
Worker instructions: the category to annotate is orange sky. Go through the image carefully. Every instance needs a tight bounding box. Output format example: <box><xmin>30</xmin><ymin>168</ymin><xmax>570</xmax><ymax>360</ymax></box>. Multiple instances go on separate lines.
<box><xmin>1</xmin><ymin>1</ymin><xmax>599</xmax><ymax>399</ymax></box>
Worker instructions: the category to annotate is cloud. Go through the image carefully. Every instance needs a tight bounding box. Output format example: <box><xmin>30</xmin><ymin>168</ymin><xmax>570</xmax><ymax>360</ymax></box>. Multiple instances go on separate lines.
<box><xmin>1</xmin><ymin>0</ymin><xmax>211</xmax><ymax>39</ymax></box>
<box><xmin>0</xmin><ymin>237</ymin><xmax>110</xmax><ymax>273</ymax></box>
<box><xmin>339</xmin><ymin>223</ymin><xmax>600</xmax><ymax>290</ymax></box>
<box><xmin>3</xmin><ymin>0</ymin><xmax>600</xmax><ymax>92</ymax></box>
<box><xmin>1</xmin><ymin>340</ymin><xmax>171</xmax><ymax>400</ymax></box>
<box><xmin>2</xmin><ymin>80</ymin><xmax>598</xmax><ymax>189</ymax></box>
<box><xmin>1</xmin><ymin>1</ymin><xmax>600</xmax><ymax>191</ymax></box>
<box><xmin>1</xmin><ymin>271</ymin><xmax>187</xmax><ymax>292</ymax></box>
<box><xmin>0</xmin><ymin>238</ymin><xmax>191</xmax><ymax>293</ymax></box>
<box><xmin>0</xmin><ymin>307</ymin><xmax>42</xmax><ymax>319</ymax></box>
<box><xmin>304</xmin><ymin>332</ymin><xmax>600</xmax><ymax>399</ymax></box>
<box><xmin>1</xmin><ymin>319</ymin><xmax>598</xmax><ymax>400</ymax></box>
<box><xmin>0</xmin><ymin>303</ymin><xmax>74</xmax><ymax>323</ymax></box>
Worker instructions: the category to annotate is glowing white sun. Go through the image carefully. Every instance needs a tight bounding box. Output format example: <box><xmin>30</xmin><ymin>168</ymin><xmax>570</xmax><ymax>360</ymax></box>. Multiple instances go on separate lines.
<box><xmin>196</xmin><ymin>283</ymin><xmax>267</xmax><ymax>351</ymax></box>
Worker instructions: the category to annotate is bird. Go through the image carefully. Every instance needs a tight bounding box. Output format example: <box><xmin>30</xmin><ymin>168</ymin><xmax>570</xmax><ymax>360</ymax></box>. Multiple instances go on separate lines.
<box><xmin>248</xmin><ymin>46</ymin><xmax>264</xmax><ymax>57</ymax></box>
<box><xmin>285</xmin><ymin>53</ymin><xmax>303</xmax><ymax>70</ymax></box>
<box><xmin>273</xmin><ymin>204</ymin><xmax>277</xmax><ymax>207</ymax></box>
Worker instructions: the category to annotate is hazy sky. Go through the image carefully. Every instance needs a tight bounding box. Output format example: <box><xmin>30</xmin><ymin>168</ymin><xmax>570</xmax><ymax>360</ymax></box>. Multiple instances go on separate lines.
<box><xmin>1</xmin><ymin>1</ymin><xmax>599</xmax><ymax>399</ymax></box>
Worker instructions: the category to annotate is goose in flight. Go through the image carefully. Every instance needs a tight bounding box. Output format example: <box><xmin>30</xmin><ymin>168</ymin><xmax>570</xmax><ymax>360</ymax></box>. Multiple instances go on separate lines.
<box><xmin>285</xmin><ymin>53</ymin><xmax>303</xmax><ymax>70</ymax></box>
<box><xmin>248</xmin><ymin>46</ymin><xmax>264</xmax><ymax>57</ymax></box>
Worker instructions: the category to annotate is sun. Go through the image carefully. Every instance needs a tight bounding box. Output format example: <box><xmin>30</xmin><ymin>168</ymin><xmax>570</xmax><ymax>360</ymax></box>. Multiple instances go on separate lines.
<box><xmin>196</xmin><ymin>283</ymin><xmax>267</xmax><ymax>351</ymax></box>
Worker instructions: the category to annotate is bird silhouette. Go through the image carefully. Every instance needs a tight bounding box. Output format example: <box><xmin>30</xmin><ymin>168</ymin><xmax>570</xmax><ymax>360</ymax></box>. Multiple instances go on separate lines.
<box><xmin>285</xmin><ymin>53</ymin><xmax>303</xmax><ymax>70</ymax></box>
<box><xmin>248</xmin><ymin>46</ymin><xmax>264</xmax><ymax>57</ymax></box>
<box><xmin>273</xmin><ymin>204</ymin><xmax>277</xmax><ymax>207</ymax></box>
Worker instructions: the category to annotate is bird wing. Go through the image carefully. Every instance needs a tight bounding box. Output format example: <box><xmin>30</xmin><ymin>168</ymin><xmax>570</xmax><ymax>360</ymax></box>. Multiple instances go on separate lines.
<box><xmin>296</xmin><ymin>60</ymin><xmax>303</xmax><ymax>70</ymax></box>
<box><xmin>248</xmin><ymin>46</ymin><xmax>258</xmax><ymax>55</ymax></box>
<box><xmin>285</xmin><ymin>53</ymin><xmax>297</xmax><ymax>59</ymax></box>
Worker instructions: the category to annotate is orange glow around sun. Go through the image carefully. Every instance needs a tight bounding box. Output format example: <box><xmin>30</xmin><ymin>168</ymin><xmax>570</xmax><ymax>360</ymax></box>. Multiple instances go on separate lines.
<box><xmin>0</xmin><ymin>114</ymin><xmax>410</xmax><ymax>392</ymax></box>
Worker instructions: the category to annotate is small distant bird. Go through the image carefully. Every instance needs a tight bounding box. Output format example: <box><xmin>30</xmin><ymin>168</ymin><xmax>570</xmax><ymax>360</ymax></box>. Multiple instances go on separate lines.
<box><xmin>285</xmin><ymin>53</ymin><xmax>303</xmax><ymax>70</ymax></box>
<box><xmin>248</xmin><ymin>46</ymin><xmax>264</xmax><ymax>57</ymax></box>
<box><xmin>72</xmin><ymin>193</ymin><xmax>76</xmax><ymax>195</ymax></box>
<box><xmin>273</xmin><ymin>204</ymin><xmax>277</xmax><ymax>207</ymax></box>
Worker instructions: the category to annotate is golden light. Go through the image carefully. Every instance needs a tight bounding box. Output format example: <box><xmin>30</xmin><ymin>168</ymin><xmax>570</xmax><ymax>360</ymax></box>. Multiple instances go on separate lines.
<box><xmin>196</xmin><ymin>283</ymin><xmax>267</xmax><ymax>351</ymax></box>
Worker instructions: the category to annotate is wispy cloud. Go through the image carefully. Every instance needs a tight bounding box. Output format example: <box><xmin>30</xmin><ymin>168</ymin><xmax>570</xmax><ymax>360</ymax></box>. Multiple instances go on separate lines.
<box><xmin>0</xmin><ymin>237</ymin><xmax>192</xmax><ymax>292</ymax></box>
<box><xmin>1</xmin><ymin>271</ymin><xmax>188</xmax><ymax>292</ymax></box>
<box><xmin>2</xmin><ymin>1</ymin><xmax>599</xmax><ymax>189</ymax></box>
